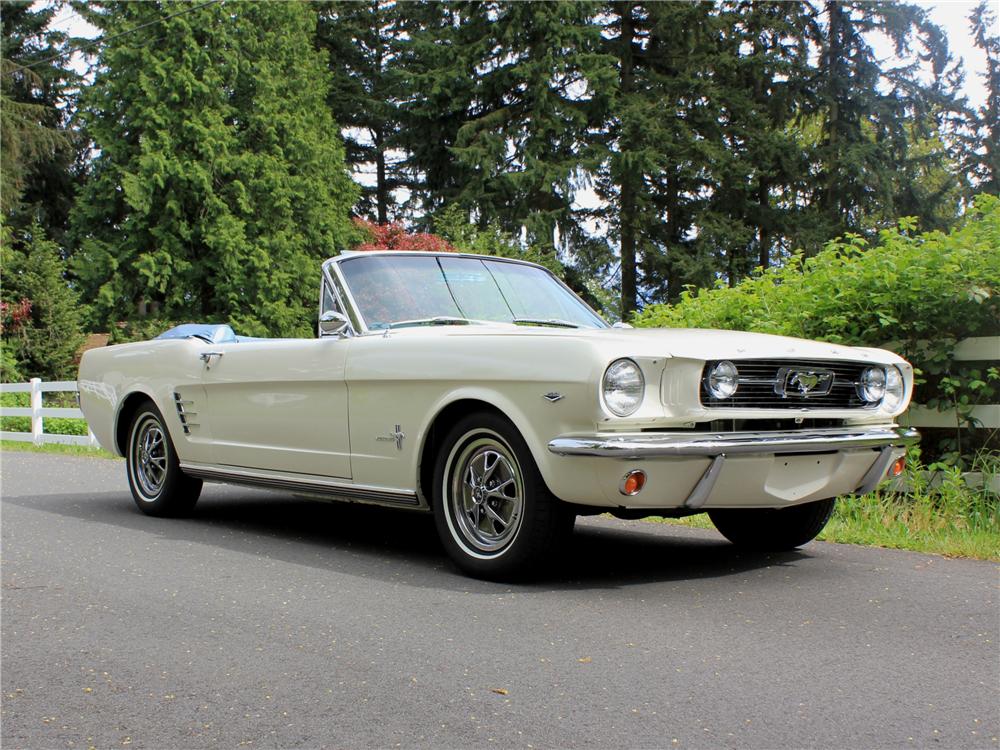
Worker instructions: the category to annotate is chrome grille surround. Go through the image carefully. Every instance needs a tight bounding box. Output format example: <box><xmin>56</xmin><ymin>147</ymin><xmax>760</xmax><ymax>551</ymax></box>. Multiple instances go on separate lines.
<box><xmin>700</xmin><ymin>359</ymin><xmax>878</xmax><ymax>410</ymax></box>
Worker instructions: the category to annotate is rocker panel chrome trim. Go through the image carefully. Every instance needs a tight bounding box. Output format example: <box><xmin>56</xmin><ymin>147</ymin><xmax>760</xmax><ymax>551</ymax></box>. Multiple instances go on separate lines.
<box><xmin>179</xmin><ymin>463</ymin><xmax>420</xmax><ymax>507</ymax></box>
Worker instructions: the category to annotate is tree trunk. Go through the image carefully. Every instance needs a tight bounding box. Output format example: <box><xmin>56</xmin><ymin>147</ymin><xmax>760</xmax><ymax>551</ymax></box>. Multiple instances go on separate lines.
<box><xmin>375</xmin><ymin>129</ymin><xmax>388</xmax><ymax>224</ymax></box>
<box><xmin>618</xmin><ymin>1</ymin><xmax>638</xmax><ymax>320</ymax></box>
<box><xmin>758</xmin><ymin>179</ymin><xmax>770</xmax><ymax>270</ymax></box>
<box><xmin>821</xmin><ymin>0</ymin><xmax>844</xmax><ymax>228</ymax></box>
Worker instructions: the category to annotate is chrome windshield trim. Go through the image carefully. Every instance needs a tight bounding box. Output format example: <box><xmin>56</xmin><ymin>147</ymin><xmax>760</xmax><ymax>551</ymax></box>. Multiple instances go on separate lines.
<box><xmin>321</xmin><ymin>258</ymin><xmax>365</xmax><ymax>335</ymax></box>
<box><xmin>547</xmin><ymin>426</ymin><xmax>920</xmax><ymax>459</ymax></box>
<box><xmin>325</xmin><ymin>251</ymin><xmax>609</xmax><ymax>333</ymax></box>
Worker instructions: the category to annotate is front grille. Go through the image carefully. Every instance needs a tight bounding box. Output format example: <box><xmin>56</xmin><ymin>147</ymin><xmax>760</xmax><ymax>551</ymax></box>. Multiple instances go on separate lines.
<box><xmin>700</xmin><ymin>359</ymin><xmax>876</xmax><ymax>410</ymax></box>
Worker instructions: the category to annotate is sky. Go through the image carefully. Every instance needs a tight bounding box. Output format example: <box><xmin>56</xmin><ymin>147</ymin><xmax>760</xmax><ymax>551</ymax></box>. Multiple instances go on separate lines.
<box><xmin>894</xmin><ymin>0</ymin><xmax>992</xmax><ymax>110</ymax></box>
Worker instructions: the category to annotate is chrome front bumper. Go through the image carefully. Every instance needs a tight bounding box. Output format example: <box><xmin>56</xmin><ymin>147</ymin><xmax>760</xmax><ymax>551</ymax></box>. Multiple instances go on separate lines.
<box><xmin>547</xmin><ymin>426</ymin><xmax>919</xmax><ymax>459</ymax></box>
<box><xmin>547</xmin><ymin>426</ymin><xmax>920</xmax><ymax>509</ymax></box>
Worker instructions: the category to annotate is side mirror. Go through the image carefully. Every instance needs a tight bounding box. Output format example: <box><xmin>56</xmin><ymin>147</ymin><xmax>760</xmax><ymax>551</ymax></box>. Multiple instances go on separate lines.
<box><xmin>319</xmin><ymin>310</ymin><xmax>350</xmax><ymax>338</ymax></box>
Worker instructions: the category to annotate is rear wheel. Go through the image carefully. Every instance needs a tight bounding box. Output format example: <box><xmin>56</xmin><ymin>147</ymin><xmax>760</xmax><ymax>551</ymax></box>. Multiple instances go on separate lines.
<box><xmin>708</xmin><ymin>498</ymin><xmax>836</xmax><ymax>552</ymax></box>
<box><xmin>433</xmin><ymin>412</ymin><xmax>574</xmax><ymax>580</ymax></box>
<box><xmin>126</xmin><ymin>401</ymin><xmax>202</xmax><ymax>516</ymax></box>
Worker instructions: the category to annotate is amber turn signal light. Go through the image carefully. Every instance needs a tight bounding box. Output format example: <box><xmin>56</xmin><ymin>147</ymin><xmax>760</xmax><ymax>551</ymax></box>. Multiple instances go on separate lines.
<box><xmin>620</xmin><ymin>470</ymin><xmax>646</xmax><ymax>496</ymax></box>
<box><xmin>890</xmin><ymin>456</ymin><xmax>906</xmax><ymax>477</ymax></box>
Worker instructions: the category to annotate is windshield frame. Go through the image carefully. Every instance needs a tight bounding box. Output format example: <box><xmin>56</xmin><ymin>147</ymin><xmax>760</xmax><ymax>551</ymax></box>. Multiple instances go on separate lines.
<box><xmin>323</xmin><ymin>251</ymin><xmax>609</xmax><ymax>335</ymax></box>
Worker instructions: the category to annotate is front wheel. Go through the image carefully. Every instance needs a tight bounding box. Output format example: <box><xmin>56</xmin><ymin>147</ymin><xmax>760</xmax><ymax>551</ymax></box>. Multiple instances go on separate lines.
<box><xmin>126</xmin><ymin>401</ymin><xmax>202</xmax><ymax>517</ymax></box>
<box><xmin>433</xmin><ymin>412</ymin><xmax>574</xmax><ymax>580</ymax></box>
<box><xmin>708</xmin><ymin>498</ymin><xmax>836</xmax><ymax>552</ymax></box>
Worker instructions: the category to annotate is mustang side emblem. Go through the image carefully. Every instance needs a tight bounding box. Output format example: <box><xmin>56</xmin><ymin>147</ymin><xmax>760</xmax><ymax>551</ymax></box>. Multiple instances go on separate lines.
<box><xmin>775</xmin><ymin>368</ymin><xmax>835</xmax><ymax>398</ymax></box>
<box><xmin>376</xmin><ymin>424</ymin><xmax>406</xmax><ymax>451</ymax></box>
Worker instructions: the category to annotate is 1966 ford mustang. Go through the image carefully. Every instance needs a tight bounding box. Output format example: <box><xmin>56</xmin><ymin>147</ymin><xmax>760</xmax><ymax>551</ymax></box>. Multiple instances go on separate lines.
<box><xmin>79</xmin><ymin>251</ymin><xmax>919</xmax><ymax>578</ymax></box>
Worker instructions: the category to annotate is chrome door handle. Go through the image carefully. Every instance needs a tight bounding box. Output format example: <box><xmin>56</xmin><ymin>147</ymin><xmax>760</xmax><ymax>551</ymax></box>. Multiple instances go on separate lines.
<box><xmin>199</xmin><ymin>351</ymin><xmax>224</xmax><ymax>367</ymax></box>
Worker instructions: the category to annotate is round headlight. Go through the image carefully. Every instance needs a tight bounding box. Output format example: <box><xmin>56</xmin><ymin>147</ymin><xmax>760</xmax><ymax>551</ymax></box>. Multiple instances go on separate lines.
<box><xmin>858</xmin><ymin>367</ymin><xmax>887</xmax><ymax>403</ymax></box>
<box><xmin>705</xmin><ymin>361</ymin><xmax>739</xmax><ymax>400</ymax></box>
<box><xmin>603</xmin><ymin>359</ymin><xmax>644</xmax><ymax>417</ymax></box>
<box><xmin>882</xmin><ymin>365</ymin><xmax>904</xmax><ymax>412</ymax></box>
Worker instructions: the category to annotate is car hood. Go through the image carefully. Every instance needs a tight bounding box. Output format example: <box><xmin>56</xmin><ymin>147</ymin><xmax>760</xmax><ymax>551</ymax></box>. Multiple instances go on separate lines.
<box><xmin>426</xmin><ymin>323</ymin><xmax>906</xmax><ymax>365</ymax></box>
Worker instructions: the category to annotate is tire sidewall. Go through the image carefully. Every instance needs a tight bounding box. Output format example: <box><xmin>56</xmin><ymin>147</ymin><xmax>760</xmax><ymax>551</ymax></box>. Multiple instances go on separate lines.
<box><xmin>439</xmin><ymin>424</ymin><xmax>526</xmax><ymax>562</ymax></box>
<box><xmin>709</xmin><ymin>497</ymin><xmax>836</xmax><ymax>551</ymax></box>
<box><xmin>127</xmin><ymin>409</ymin><xmax>170</xmax><ymax>505</ymax></box>
<box><xmin>433</xmin><ymin>413</ymin><xmax>551</xmax><ymax>577</ymax></box>
<box><xmin>125</xmin><ymin>401</ymin><xmax>200</xmax><ymax>516</ymax></box>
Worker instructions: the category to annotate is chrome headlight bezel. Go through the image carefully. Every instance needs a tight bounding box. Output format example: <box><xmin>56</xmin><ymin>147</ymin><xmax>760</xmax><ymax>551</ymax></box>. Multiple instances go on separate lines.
<box><xmin>705</xmin><ymin>360</ymin><xmax>740</xmax><ymax>400</ymax></box>
<box><xmin>602</xmin><ymin>358</ymin><xmax>645</xmax><ymax>417</ymax></box>
<box><xmin>882</xmin><ymin>365</ymin><xmax>904</xmax><ymax>413</ymax></box>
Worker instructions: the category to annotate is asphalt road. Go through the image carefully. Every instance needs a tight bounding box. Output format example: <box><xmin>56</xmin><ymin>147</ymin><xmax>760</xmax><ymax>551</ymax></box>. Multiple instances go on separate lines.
<box><xmin>2</xmin><ymin>452</ymin><xmax>997</xmax><ymax>749</ymax></box>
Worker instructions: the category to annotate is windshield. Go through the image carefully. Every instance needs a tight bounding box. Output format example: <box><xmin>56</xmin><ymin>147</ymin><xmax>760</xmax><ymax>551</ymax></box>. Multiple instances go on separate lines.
<box><xmin>337</xmin><ymin>254</ymin><xmax>608</xmax><ymax>331</ymax></box>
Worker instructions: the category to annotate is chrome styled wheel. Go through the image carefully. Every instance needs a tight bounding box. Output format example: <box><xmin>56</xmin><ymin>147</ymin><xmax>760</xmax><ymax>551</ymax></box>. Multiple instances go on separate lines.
<box><xmin>125</xmin><ymin>401</ymin><xmax>202</xmax><ymax>516</ymax></box>
<box><xmin>132</xmin><ymin>416</ymin><xmax>167</xmax><ymax>500</ymax></box>
<box><xmin>448</xmin><ymin>434</ymin><xmax>525</xmax><ymax>554</ymax></box>
<box><xmin>433</xmin><ymin>412</ymin><xmax>575</xmax><ymax>580</ymax></box>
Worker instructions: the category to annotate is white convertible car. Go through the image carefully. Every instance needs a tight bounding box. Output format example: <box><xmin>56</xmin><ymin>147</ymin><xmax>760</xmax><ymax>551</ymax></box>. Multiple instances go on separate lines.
<box><xmin>79</xmin><ymin>250</ymin><xmax>918</xmax><ymax>578</ymax></box>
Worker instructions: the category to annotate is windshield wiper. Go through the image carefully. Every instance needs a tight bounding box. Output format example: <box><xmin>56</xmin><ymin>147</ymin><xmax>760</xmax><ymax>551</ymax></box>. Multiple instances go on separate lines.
<box><xmin>386</xmin><ymin>316</ymin><xmax>475</xmax><ymax>330</ymax></box>
<box><xmin>511</xmin><ymin>318</ymin><xmax>580</xmax><ymax>329</ymax></box>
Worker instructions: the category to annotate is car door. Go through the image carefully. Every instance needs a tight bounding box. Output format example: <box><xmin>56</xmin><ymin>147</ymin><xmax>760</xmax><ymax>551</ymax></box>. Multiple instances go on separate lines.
<box><xmin>199</xmin><ymin>337</ymin><xmax>352</xmax><ymax>478</ymax></box>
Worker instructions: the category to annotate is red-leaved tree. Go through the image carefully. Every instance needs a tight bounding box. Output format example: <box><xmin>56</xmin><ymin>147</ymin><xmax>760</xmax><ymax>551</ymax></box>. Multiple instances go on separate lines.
<box><xmin>353</xmin><ymin>218</ymin><xmax>457</xmax><ymax>253</ymax></box>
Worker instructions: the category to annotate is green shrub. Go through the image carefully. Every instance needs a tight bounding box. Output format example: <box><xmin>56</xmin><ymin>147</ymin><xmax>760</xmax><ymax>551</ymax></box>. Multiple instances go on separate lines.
<box><xmin>1</xmin><ymin>223</ymin><xmax>87</xmax><ymax>380</ymax></box>
<box><xmin>1</xmin><ymin>390</ymin><xmax>89</xmax><ymax>436</ymax></box>
<box><xmin>635</xmin><ymin>194</ymin><xmax>1000</xmax><ymax>466</ymax></box>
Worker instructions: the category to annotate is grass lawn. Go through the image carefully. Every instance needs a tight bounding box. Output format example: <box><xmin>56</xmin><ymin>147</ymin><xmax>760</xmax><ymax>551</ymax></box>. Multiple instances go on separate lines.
<box><xmin>1</xmin><ymin>440</ymin><xmax>120</xmax><ymax>460</ymax></box>
<box><xmin>647</xmin><ymin>470</ymin><xmax>999</xmax><ymax>562</ymax></box>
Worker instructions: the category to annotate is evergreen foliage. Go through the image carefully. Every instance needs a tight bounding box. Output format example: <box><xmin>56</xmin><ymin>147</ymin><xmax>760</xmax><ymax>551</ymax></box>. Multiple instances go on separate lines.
<box><xmin>70</xmin><ymin>0</ymin><xmax>357</xmax><ymax>337</ymax></box>
<box><xmin>964</xmin><ymin>1</ymin><xmax>1000</xmax><ymax>194</ymax></box>
<box><xmin>0</xmin><ymin>1</ymin><xmax>79</xmax><ymax>240</ymax></box>
<box><xmin>1</xmin><ymin>222</ymin><xmax>85</xmax><ymax>380</ymax></box>
<box><xmin>317</xmin><ymin>0</ymin><xmax>405</xmax><ymax>223</ymax></box>
<box><xmin>443</xmin><ymin>1</ymin><xmax>612</xmax><ymax>256</ymax></box>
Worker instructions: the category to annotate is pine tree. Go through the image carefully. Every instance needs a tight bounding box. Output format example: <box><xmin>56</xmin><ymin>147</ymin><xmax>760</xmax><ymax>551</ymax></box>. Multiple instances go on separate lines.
<box><xmin>398</xmin><ymin>1</ymin><xmax>612</xmax><ymax>255</ymax></box>
<box><xmin>0</xmin><ymin>1</ymin><xmax>78</xmax><ymax>239</ymax></box>
<box><xmin>316</xmin><ymin>0</ymin><xmax>405</xmax><ymax>223</ymax></box>
<box><xmin>701</xmin><ymin>1</ymin><xmax>815</xmax><ymax>280</ymax></box>
<box><xmin>70</xmin><ymin>0</ymin><xmax>358</xmax><ymax>337</ymax></box>
<box><xmin>1</xmin><ymin>221</ymin><xmax>85</xmax><ymax>380</ymax></box>
<box><xmin>592</xmin><ymin>2</ymin><xmax>724</xmax><ymax>315</ymax></box>
<box><xmin>393</xmin><ymin>1</ymin><xmax>482</xmax><ymax>221</ymax></box>
<box><xmin>966</xmin><ymin>1</ymin><xmax>1000</xmax><ymax>193</ymax></box>
<box><xmin>806</xmin><ymin>0</ymin><xmax>962</xmax><ymax>245</ymax></box>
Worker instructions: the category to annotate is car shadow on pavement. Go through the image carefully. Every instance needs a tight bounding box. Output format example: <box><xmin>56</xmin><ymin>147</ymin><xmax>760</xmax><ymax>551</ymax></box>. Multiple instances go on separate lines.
<box><xmin>4</xmin><ymin>487</ymin><xmax>811</xmax><ymax>591</ymax></box>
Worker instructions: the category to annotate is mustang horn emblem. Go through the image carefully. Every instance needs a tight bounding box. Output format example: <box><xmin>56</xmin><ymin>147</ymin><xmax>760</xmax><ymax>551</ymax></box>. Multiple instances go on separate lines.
<box><xmin>376</xmin><ymin>424</ymin><xmax>406</xmax><ymax>450</ymax></box>
<box><xmin>776</xmin><ymin>368</ymin><xmax>835</xmax><ymax>398</ymax></box>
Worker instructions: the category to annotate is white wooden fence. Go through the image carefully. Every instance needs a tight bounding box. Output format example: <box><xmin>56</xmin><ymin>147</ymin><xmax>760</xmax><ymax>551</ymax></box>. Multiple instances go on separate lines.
<box><xmin>0</xmin><ymin>378</ymin><xmax>98</xmax><ymax>447</ymax></box>
<box><xmin>898</xmin><ymin>336</ymin><xmax>1000</xmax><ymax>431</ymax></box>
